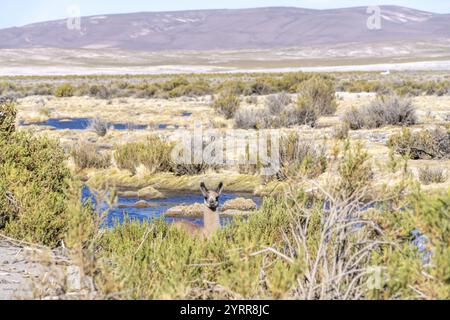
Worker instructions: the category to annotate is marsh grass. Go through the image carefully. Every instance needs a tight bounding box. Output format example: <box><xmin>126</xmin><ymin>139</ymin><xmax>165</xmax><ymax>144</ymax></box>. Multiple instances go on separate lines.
<box><xmin>70</xmin><ymin>142</ymin><xmax>111</xmax><ymax>170</ymax></box>
<box><xmin>114</xmin><ymin>135</ymin><xmax>174</xmax><ymax>175</ymax></box>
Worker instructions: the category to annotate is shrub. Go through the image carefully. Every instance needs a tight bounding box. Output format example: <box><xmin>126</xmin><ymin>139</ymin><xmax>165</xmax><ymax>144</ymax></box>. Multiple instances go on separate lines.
<box><xmin>0</xmin><ymin>103</ymin><xmax>72</xmax><ymax>245</ymax></box>
<box><xmin>114</xmin><ymin>136</ymin><xmax>173</xmax><ymax>175</ymax></box>
<box><xmin>70</xmin><ymin>142</ymin><xmax>111</xmax><ymax>170</ymax></box>
<box><xmin>418</xmin><ymin>167</ymin><xmax>447</xmax><ymax>185</ymax></box>
<box><xmin>342</xmin><ymin>94</ymin><xmax>417</xmax><ymax>130</ymax></box>
<box><xmin>335</xmin><ymin>141</ymin><xmax>373</xmax><ymax>199</ymax></box>
<box><xmin>297</xmin><ymin>76</ymin><xmax>337</xmax><ymax>116</ymax></box>
<box><xmin>291</xmin><ymin>100</ymin><xmax>320</xmax><ymax>127</ymax></box>
<box><xmin>0</xmin><ymin>99</ymin><xmax>17</xmax><ymax>138</ymax></box>
<box><xmin>332</xmin><ymin>123</ymin><xmax>350</xmax><ymax>140</ymax></box>
<box><xmin>277</xmin><ymin>133</ymin><xmax>328</xmax><ymax>180</ymax></box>
<box><xmin>88</xmin><ymin>117</ymin><xmax>109</xmax><ymax>137</ymax></box>
<box><xmin>266</xmin><ymin>93</ymin><xmax>292</xmax><ymax>115</ymax></box>
<box><xmin>89</xmin><ymin>85</ymin><xmax>111</xmax><ymax>99</ymax></box>
<box><xmin>54</xmin><ymin>83</ymin><xmax>75</xmax><ymax>97</ymax></box>
<box><xmin>234</xmin><ymin>106</ymin><xmax>271</xmax><ymax>129</ymax></box>
<box><xmin>388</xmin><ymin>127</ymin><xmax>450</xmax><ymax>160</ymax></box>
<box><xmin>213</xmin><ymin>91</ymin><xmax>240</xmax><ymax>119</ymax></box>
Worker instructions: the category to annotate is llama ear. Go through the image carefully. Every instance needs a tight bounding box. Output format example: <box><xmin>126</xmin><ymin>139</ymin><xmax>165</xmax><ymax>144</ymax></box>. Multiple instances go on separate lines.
<box><xmin>216</xmin><ymin>182</ymin><xmax>224</xmax><ymax>195</ymax></box>
<box><xmin>200</xmin><ymin>182</ymin><xmax>208</xmax><ymax>197</ymax></box>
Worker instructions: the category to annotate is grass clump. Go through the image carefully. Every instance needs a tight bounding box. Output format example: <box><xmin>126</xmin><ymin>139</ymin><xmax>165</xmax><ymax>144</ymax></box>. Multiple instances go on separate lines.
<box><xmin>114</xmin><ymin>136</ymin><xmax>173</xmax><ymax>175</ymax></box>
<box><xmin>388</xmin><ymin>127</ymin><xmax>450</xmax><ymax>160</ymax></box>
<box><xmin>418</xmin><ymin>167</ymin><xmax>447</xmax><ymax>185</ymax></box>
<box><xmin>70</xmin><ymin>142</ymin><xmax>111</xmax><ymax>170</ymax></box>
<box><xmin>342</xmin><ymin>94</ymin><xmax>417</xmax><ymax>130</ymax></box>
<box><xmin>54</xmin><ymin>83</ymin><xmax>75</xmax><ymax>97</ymax></box>
<box><xmin>212</xmin><ymin>91</ymin><xmax>240</xmax><ymax>119</ymax></box>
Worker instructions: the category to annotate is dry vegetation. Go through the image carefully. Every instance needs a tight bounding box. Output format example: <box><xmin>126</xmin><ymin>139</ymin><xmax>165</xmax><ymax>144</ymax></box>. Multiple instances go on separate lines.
<box><xmin>0</xmin><ymin>70</ymin><xmax>449</xmax><ymax>300</ymax></box>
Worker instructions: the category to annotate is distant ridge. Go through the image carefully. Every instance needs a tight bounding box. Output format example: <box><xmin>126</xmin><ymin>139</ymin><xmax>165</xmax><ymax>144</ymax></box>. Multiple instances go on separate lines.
<box><xmin>0</xmin><ymin>6</ymin><xmax>449</xmax><ymax>51</ymax></box>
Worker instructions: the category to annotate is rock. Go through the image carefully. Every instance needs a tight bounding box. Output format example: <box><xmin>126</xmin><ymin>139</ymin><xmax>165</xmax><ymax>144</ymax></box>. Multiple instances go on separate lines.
<box><xmin>222</xmin><ymin>198</ymin><xmax>257</xmax><ymax>211</ymax></box>
<box><xmin>117</xmin><ymin>191</ymin><xmax>138</xmax><ymax>198</ymax></box>
<box><xmin>165</xmin><ymin>203</ymin><xmax>205</xmax><ymax>218</ymax></box>
<box><xmin>118</xmin><ymin>200</ymin><xmax>158</xmax><ymax>209</ymax></box>
<box><xmin>137</xmin><ymin>186</ymin><xmax>165</xmax><ymax>199</ymax></box>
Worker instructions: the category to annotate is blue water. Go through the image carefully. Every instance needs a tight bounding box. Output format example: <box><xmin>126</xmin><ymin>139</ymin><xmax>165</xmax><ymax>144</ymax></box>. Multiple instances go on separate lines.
<box><xmin>81</xmin><ymin>186</ymin><xmax>261</xmax><ymax>228</ymax></box>
<box><xmin>19</xmin><ymin>118</ymin><xmax>163</xmax><ymax>131</ymax></box>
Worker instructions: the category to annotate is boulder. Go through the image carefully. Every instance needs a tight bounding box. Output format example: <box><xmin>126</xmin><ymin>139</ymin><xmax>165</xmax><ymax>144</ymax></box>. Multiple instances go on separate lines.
<box><xmin>165</xmin><ymin>203</ymin><xmax>205</xmax><ymax>218</ymax></box>
<box><xmin>118</xmin><ymin>200</ymin><xmax>158</xmax><ymax>209</ymax></box>
<box><xmin>137</xmin><ymin>186</ymin><xmax>165</xmax><ymax>199</ymax></box>
<box><xmin>222</xmin><ymin>198</ymin><xmax>257</xmax><ymax>211</ymax></box>
<box><xmin>117</xmin><ymin>191</ymin><xmax>138</xmax><ymax>198</ymax></box>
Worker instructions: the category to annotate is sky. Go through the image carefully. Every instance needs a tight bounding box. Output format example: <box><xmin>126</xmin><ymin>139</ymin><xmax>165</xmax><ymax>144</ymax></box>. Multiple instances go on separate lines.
<box><xmin>1</xmin><ymin>0</ymin><xmax>449</xmax><ymax>29</ymax></box>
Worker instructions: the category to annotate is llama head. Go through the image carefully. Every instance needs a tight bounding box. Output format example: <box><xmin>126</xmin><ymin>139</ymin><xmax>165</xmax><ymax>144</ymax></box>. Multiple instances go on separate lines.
<box><xmin>200</xmin><ymin>182</ymin><xmax>224</xmax><ymax>211</ymax></box>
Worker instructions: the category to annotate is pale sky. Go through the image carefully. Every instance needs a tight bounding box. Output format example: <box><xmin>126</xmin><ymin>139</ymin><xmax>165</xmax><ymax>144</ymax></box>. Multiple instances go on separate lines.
<box><xmin>1</xmin><ymin>0</ymin><xmax>449</xmax><ymax>29</ymax></box>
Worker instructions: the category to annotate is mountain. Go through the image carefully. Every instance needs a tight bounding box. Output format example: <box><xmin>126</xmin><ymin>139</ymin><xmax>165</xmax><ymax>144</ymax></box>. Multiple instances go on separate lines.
<box><xmin>0</xmin><ymin>6</ymin><xmax>449</xmax><ymax>51</ymax></box>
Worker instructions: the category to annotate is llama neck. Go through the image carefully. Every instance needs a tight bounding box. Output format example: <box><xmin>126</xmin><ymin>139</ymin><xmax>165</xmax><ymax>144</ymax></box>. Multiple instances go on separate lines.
<box><xmin>203</xmin><ymin>206</ymin><xmax>220</xmax><ymax>238</ymax></box>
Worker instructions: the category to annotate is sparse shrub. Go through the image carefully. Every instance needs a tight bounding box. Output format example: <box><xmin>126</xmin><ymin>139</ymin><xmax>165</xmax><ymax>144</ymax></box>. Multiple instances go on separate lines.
<box><xmin>266</xmin><ymin>92</ymin><xmax>292</xmax><ymax>115</ymax></box>
<box><xmin>88</xmin><ymin>117</ymin><xmax>109</xmax><ymax>137</ymax></box>
<box><xmin>114</xmin><ymin>136</ymin><xmax>173</xmax><ymax>175</ymax></box>
<box><xmin>277</xmin><ymin>133</ymin><xmax>328</xmax><ymax>180</ymax></box>
<box><xmin>388</xmin><ymin>127</ymin><xmax>450</xmax><ymax>160</ymax></box>
<box><xmin>335</xmin><ymin>141</ymin><xmax>373</xmax><ymax>199</ymax></box>
<box><xmin>70</xmin><ymin>142</ymin><xmax>111</xmax><ymax>170</ymax></box>
<box><xmin>89</xmin><ymin>84</ymin><xmax>111</xmax><ymax>99</ymax></box>
<box><xmin>342</xmin><ymin>94</ymin><xmax>417</xmax><ymax>129</ymax></box>
<box><xmin>292</xmin><ymin>99</ymin><xmax>320</xmax><ymax>127</ymax></box>
<box><xmin>234</xmin><ymin>106</ymin><xmax>271</xmax><ymax>129</ymax></box>
<box><xmin>172</xmin><ymin>163</ymin><xmax>210</xmax><ymax>176</ymax></box>
<box><xmin>418</xmin><ymin>167</ymin><xmax>447</xmax><ymax>185</ymax></box>
<box><xmin>213</xmin><ymin>91</ymin><xmax>240</xmax><ymax>119</ymax></box>
<box><xmin>54</xmin><ymin>83</ymin><xmax>75</xmax><ymax>97</ymax></box>
<box><xmin>297</xmin><ymin>76</ymin><xmax>337</xmax><ymax>116</ymax></box>
<box><xmin>332</xmin><ymin>123</ymin><xmax>350</xmax><ymax>140</ymax></box>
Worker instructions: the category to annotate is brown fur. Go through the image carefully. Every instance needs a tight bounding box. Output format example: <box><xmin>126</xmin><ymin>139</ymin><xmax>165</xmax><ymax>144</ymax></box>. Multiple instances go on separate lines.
<box><xmin>173</xmin><ymin>182</ymin><xmax>223</xmax><ymax>239</ymax></box>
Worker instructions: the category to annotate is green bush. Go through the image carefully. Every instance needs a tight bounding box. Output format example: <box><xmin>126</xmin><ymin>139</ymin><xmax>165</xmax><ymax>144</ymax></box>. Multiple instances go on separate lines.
<box><xmin>0</xmin><ymin>102</ymin><xmax>72</xmax><ymax>246</ymax></box>
<box><xmin>277</xmin><ymin>133</ymin><xmax>327</xmax><ymax>180</ymax></box>
<box><xmin>54</xmin><ymin>83</ymin><xmax>75</xmax><ymax>97</ymax></box>
<box><xmin>114</xmin><ymin>136</ymin><xmax>173</xmax><ymax>175</ymax></box>
<box><xmin>213</xmin><ymin>91</ymin><xmax>240</xmax><ymax>119</ymax></box>
<box><xmin>388</xmin><ymin>127</ymin><xmax>450</xmax><ymax>160</ymax></box>
<box><xmin>0</xmin><ymin>99</ymin><xmax>16</xmax><ymax>138</ymax></box>
<box><xmin>297</xmin><ymin>76</ymin><xmax>337</xmax><ymax>116</ymax></box>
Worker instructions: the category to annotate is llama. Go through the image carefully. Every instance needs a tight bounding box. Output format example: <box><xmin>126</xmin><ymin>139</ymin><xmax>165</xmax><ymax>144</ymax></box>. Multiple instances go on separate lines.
<box><xmin>172</xmin><ymin>182</ymin><xmax>224</xmax><ymax>239</ymax></box>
